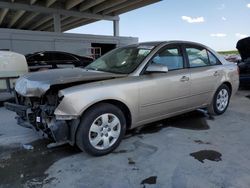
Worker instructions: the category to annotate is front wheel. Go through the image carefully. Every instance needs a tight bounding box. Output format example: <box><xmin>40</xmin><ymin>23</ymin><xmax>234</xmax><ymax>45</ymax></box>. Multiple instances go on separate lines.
<box><xmin>208</xmin><ymin>84</ymin><xmax>231</xmax><ymax>115</ymax></box>
<box><xmin>76</xmin><ymin>103</ymin><xmax>126</xmax><ymax>156</ymax></box>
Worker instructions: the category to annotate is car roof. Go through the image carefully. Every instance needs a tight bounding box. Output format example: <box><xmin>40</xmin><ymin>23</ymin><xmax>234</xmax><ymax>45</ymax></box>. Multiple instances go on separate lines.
<box><xmin>32</xmin><ymin>51</ymin><xmax>76</xmax><ymax>55</ymax></box>
<box><xmin>25</xmin><ymin>51</ymin><xmax>82</xmax><ymax>58</ymax></box>
<box><xmin>138</xmin><ymin>40</ymin><xmax>207</xmax><ymax>47</ymax></box>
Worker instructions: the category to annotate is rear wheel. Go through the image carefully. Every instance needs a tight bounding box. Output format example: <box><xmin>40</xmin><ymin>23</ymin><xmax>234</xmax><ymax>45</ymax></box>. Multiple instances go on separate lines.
<box><xmin>76</xmin><ymin>103</ymin><xmax>126</xmax><ymax>156</ymax></box>
<box><xmin>208</xmin><ymin>84</ymin><xmax>231</xmax><ymax>115</ymax></box>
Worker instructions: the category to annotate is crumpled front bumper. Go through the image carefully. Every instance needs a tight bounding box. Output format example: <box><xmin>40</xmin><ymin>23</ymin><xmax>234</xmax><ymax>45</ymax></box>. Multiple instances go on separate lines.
<box><xmin>4</xmin><ymin>102</ymin><xmax>29</xmax><ymax>117</ymax></box>
<box><xmin>4</xmin><ymin>102</ymin><xmax>69</xmax><ymax>142</ymax></box>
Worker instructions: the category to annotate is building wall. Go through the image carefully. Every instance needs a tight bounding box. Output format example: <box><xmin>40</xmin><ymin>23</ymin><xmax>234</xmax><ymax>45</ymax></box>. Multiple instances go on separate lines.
<box><xmin>0</xmin><ymin>29</ymin><xmax>138</xmax><ymax>56</ymax></box>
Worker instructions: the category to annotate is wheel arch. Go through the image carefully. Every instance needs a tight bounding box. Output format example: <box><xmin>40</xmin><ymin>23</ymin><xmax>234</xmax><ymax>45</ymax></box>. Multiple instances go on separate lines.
<box><xmin>221</xmin><ymin>81</ymin><xmax>232</xmax><ymax>95</ymax></box>
<box><xmin>208</xmin><ymin>81</ymin><xmax>232</xmax><ymax>115</ymax></box>
<box><xmin>93</xmin><ymin>99</ymin><xmax>132</xmax><ymax>130</ymax></box>
<box><xmin>70</xmin><ymin>99</ymin><xmax>132</xmax><ymax>146</ymax></box>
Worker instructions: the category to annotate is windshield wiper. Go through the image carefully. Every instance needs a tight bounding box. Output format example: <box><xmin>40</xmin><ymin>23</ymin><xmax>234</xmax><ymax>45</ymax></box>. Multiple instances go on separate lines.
<box><xmin>85</xmin><ymin>67</ymin><xmax>126</xmax><ymax>74</ymax></box>
<box><xmin>85</xmin><ymin>67</ymin><xmax>99</xmax><ymax>71</ymax></box>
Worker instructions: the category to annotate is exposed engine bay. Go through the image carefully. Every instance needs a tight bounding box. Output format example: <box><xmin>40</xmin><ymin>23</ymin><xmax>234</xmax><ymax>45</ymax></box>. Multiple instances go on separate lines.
<box><xmin>5</xmin><ymin>68</ymin><xmax>125</xmax><ymax>145</ymax></box>
<box><xmin>7</xmin><ymin>85</ymin><xmax>76</xmax><ymax>144</ymax></box>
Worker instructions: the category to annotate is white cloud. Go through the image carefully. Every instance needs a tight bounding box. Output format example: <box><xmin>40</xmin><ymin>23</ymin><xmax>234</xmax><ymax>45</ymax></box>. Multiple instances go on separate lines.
<box><xmin>235</xmin><ymin>33</ymin><xmax>248</xmax><ymax>38</ymax></box>
<box><xmin>247</xmin><ymin>4</ymin><xmax>250</xmax><ymax>8</ymax></box>
<box><xmin>210</xmin><ymin>33</ymin><xmax>227</xmax><ymax>37</ymax></box>
<box><xmin>222</xmin><ymin>17</ymin><xmax>227</xmax><ymax>21</ymax></box>
<box><xmin>181</xmin><ymin>16</ymin><xmax>205</xmax><ymax>23</ymax></box>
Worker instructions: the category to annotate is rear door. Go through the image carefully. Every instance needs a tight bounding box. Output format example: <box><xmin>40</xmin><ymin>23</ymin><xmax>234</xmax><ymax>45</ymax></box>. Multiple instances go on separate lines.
<box><xmin>138</xmin><ymin>45</ymin><xmax>191</xmax><ymax>122</ymax></box>
<box><xmin>184</xmin><ymin>45</ymin><xmax>223</xmax><ymax>107</ymax></box>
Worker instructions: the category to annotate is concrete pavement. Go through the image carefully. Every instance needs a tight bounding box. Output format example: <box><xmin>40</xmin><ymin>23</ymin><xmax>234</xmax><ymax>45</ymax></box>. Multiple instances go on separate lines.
<box><xmin>0</xmin><ymin>89</ymin><xmax>250</xmax><ymax>188</ymax></box>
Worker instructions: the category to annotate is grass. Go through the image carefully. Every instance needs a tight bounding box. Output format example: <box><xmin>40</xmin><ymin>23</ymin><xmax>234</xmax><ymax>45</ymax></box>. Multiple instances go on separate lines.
<box><xmin>218</xmin><ymin>50</ymin><xmax>239</xmax><ymax>55</ymax></box>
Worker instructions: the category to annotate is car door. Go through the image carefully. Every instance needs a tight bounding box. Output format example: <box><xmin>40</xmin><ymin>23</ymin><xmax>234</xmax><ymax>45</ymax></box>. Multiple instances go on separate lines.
<box><xmin>184</xmin><ymin>45</ymin><xmax>223</xmax><ymax>107</ymax></box>
<box><xmin>138</xmin><ymin>45</ymin><xmax>191</xmax><ymax>122</ymax></box>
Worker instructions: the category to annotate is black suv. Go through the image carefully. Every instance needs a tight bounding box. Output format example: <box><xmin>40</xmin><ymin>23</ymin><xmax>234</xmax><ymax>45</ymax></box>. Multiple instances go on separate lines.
<box><xmin>26</xmin><ymin>51</ymin><xmax>93</xmax><ymax>72</ymax></box>
<box><xmin>236</xmin><ymin>37</ymin><xmax>250</xmax><ymax>86</ymax></box>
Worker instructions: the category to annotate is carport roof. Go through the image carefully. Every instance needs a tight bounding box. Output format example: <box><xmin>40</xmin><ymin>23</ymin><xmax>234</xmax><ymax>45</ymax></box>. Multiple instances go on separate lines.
<box><xmin>0</xmin><ymin>0</ymin><xmax>161</xmax><ymax>32</ymax></box>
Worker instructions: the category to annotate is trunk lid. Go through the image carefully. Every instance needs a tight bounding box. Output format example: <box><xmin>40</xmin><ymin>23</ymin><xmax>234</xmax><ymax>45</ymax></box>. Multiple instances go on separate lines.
<box><xmin>236</xmin><ymin>37</ymin><xmax>250</xmax><ymax>61</ymax></box>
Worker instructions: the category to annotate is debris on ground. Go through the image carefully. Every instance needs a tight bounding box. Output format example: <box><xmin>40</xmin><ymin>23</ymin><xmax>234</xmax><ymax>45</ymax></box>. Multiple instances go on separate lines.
<box><xmin>194</xmin><ymin>140</ymin><xmax>211</xmax><ymax>145</ymax></box>
<box><xmin>141</xmin><ymin>176</ymin><xmax>157</xmax><ymax>187</ymax></box>
<box><xmin>128</xmin><ymin>157</ymin><xmax>135</xmax><ymax>165</ymax></box>
<box><xmin>190</xmin><ymin>150</ymin><xmax>222</xmax><ymax>163</ymax></box>
<box><xmin>22</xmin><ymin>144</ymin><xmax>34</xmax><ymax>150</ymax></box>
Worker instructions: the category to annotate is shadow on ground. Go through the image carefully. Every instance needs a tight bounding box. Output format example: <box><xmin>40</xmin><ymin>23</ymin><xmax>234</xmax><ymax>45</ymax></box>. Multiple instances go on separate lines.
<box><xmin>0</xmin><ymin>110</ymin><xmax>212</xmax><ymax>187</ymax></box>
<box><xmin>0</xmin><ymin>140</ymin><xmax>80</xmax><ymax>188</ymax></box>
<box><xmin>125</xmin><ymin>110</ymin><xmax>211</xmax><ymax>138</ymax></box>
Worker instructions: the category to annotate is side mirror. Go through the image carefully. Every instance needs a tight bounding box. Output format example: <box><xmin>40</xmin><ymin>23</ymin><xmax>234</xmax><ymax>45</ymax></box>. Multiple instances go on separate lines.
<box><xmin>146</xmin><ymin>64</ymin><xmax>168</xmax><ymax>73</ymax></box>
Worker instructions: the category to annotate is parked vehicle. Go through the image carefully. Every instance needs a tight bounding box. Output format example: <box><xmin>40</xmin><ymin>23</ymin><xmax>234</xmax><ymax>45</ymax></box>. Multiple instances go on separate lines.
<box><xmin>0</xmin><ymin>51</ymin><xmax>28</xmax><ymax>92</ymax></box>
<box><xmin>5</xmin><ymin>41</ymin><xmax>239</xmax><ymax>156</ymax></box>
<box><xmin>25</xmin><ymin>51</ymin><xmax>93</xmax><ymax>71</ymax></box>
<box><xmin>224</xmin><ymin>54</ymin><xmax>241</xmax><ymax>63</ymax></box>
<box><xmin>236</xmin><ymin>37</ymin><xmax>250</xmax><ymax>86</ymax></box>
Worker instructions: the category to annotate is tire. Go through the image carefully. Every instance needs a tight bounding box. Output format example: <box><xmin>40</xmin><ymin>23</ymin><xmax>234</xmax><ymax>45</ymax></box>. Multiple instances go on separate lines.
<box><xmin>76</xmin><ymin>103</ymin><xmax>126</xmax><ymax>156</ymax></box>
<box><xmin>208</xmin><ymin>84</ymin><xmax>231</xmax><ymax>115</ymax></box>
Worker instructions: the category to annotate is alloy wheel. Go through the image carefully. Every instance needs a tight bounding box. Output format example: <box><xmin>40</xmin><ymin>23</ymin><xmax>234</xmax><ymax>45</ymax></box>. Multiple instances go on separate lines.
<box><xmin>88</xmin><ymin>113</ymin><xmax>121</xmax><ymax>150</ymax></box>
<box><xmin>216</xmin><ymin>88</ymin><xmax>229</xmax><ymax>112</ymax></box>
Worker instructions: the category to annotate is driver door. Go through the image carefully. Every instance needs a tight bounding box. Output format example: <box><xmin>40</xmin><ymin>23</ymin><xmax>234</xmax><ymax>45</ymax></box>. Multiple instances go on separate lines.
<box><xmin>138</xmin><ymin>45</ymin><xmax>191</xmax><ymax>123</ymax></box>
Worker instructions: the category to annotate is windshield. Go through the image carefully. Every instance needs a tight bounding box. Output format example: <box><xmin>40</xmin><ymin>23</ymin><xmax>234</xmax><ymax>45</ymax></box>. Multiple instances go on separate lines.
<box><xmin>86</xmin><ymin>45</ymin><xmax>154</xmax><ymax>74</ymax></box>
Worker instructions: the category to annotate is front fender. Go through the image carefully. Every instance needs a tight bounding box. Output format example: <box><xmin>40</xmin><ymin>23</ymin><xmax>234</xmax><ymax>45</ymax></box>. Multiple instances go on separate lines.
<box><xmin>54</xmin><ymin>79</ymin><xmax>139</xmax><ymax>125</ymax></box>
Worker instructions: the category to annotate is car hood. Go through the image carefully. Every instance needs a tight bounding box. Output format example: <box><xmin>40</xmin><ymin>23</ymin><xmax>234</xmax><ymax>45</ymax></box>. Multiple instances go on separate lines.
<box><xmin>236</xmin><ymin>37</ymin><xmax>250</xmax><ymax>61</ymax></box>
<box><xmin>15</xmin><ymin>68</ymin><xmax>125</xmax><ymax>97</ymax></box>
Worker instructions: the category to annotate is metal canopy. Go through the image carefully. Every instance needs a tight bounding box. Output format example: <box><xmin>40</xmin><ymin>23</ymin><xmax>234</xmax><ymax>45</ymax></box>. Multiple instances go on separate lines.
<box><xmin>0</xmin><ymin>0</ymin><xmax>160</xmax><ymax>34</ymax></box>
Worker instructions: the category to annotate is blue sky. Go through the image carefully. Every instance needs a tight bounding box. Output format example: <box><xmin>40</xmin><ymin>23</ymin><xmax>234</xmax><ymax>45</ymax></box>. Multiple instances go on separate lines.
<box><xmin>67</xmin><ymin>0</ymin><xmax>250</xmax><ymax>51</ymax></box>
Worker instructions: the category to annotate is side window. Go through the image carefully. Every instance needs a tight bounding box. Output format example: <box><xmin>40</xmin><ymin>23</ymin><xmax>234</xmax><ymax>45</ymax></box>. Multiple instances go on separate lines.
<box><xmin>43</xmin><ymin>53</ymin><xmax>54</xmax><ymax>61</ymax></box>
<box><xmin>26</xmin><ymin>55</ymin><xmax>36</xmax><ymax>62</ymax></box>
<box><xmin>207</xmin><ymin>51</ymin><xmax>221</xmax><ymax>65</ymax></box>
<box><xmin>28</xmin><ymin>53</ymin><xmax>48</xmax><ymax>62</ymax></box>
<box><xmin>54</xmin><ymin>53</ymin><xmax>77</xmax><ymax>61</ymax></box>
<box><xmin>186</xmin><ymin>47</ymin><xmax>209</xmax><ymax>67</ymax></box>
<box><xmin>32</xmin><ymin>52</ymin><xmax>53</xmax><ymax>62</ymax></box>
<box><xmin>151</xmin><ymin>47</ymin><xmax>184</xmax><ymax>71</ymax></box>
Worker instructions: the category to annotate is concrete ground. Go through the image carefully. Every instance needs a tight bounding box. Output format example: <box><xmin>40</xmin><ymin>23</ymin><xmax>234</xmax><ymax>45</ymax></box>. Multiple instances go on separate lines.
<box><xmin>0</xmin><ymin>89</ymin><xmax>250</xmax><ymax>188</ymax></box>
<box><xmin>0</xmin><ymin>92</ymin><xmax>14</xmax><ymax>107</ymax></box>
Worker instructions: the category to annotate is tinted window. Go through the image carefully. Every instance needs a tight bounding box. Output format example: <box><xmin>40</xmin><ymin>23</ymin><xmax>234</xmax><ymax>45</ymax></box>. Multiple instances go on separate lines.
<box><xmin>186</xmin><ymin>47</ymin><xmax>209</xmax><ymax>67</ymax></box>
<box><xmin>151</xmin><ymin>47</ymin><xmax>184</xmax><ymax>70</ymax></box>
<box><xmin>54</xmin><ymin>53</ymin><xmax>77</xmax><ymax>61</ymax></box>
<box><xmin>207</xmin><ymin>51</ymin><xmax>221</xmax><ymax>65</ymax></box>
<box><xmin>29</xmin><ymin>52</ymin><xmax>53</xmax><ymax>62</ymax></box>
<box><xmin>26</xmin><ymin>54</ymin><xmax>36</xmax><ymax>62</ymax></box>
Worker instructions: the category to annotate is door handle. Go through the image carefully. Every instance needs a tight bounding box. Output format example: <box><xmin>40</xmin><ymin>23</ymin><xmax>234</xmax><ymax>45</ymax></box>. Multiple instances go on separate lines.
<box><xmin>180</xmin><ymin>76</ymin><xmax>189</xmax><ymax>82</ymax></box>
<box><xmin>214</xmin><ymin>71</ymin><xmax>219</xmax><ymax>76</ymax></box>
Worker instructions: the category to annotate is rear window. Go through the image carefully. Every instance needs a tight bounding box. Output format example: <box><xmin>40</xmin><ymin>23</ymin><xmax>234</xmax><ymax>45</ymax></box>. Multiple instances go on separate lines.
<box><xmin>185</xmin><ymin>47</ymin><xmax>221</xmax><ymax>67</ymax></box>
<box><xmin>54</xmin><ymin>53</ymin><xmax>77</xmax><ymax>61</ymax></box>
<box><xmin>186</xmin><ymin>47</ymin><xmax>210</xmax><ymax>67</ymax></box>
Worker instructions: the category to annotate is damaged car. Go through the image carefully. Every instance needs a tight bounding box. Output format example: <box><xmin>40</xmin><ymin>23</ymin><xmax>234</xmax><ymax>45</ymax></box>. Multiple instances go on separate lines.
<box><xmin>5</xmin><ymin>41</ymin><xmax>239</xmax><ymax>156</ymax></box>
